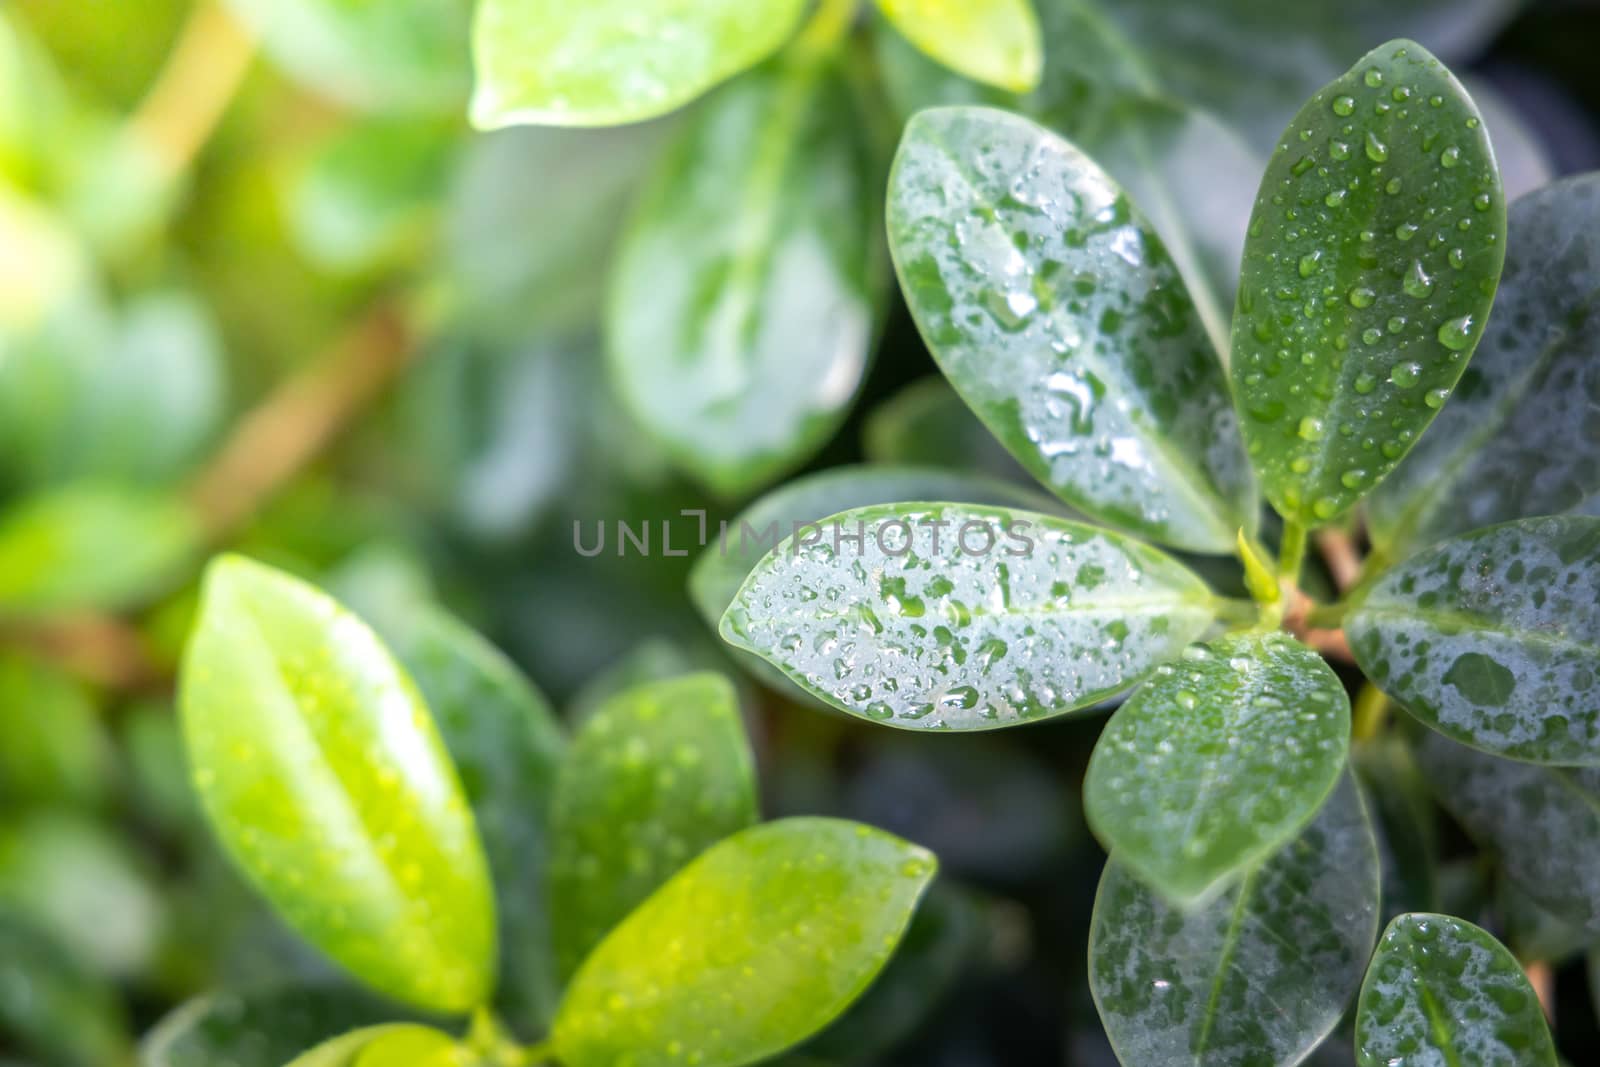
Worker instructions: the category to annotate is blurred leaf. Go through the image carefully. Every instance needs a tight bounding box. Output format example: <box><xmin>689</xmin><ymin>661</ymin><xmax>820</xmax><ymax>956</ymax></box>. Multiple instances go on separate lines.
<box><xmin>1499</xmin><ymin>878</ymin><xmax>1597</xmax><ymax>966</ymax></box>
<box><xmin>470</xmin><ymin>0</ymin><xmax>808</xmax><ymax>128</ymax></box>
<box><xmin>0</xmin><ymin>910</ymin><xmax>130</xmax><ymax>1067</ymax></box>
<box><xmin>1351</xmin><ymin>735</ymin><xmax>1438</xmax><ymax>922</ymax></box>
<box><xmin>887</xmin><ymin>107</ymin><xmax>1254</xmax><ymax>553</ymax></box>
<box><xmin>0</xmin><ymin>184</ymin><xmax>95</xmax><ymax>337</ymax></box>
<box><xmin>1230</xmin><ymin>39</ymin><xmax>1505</xmax><ymax>527</ymax></box>
<box><xmin>722</xmin><ymin>503</ymin><xmax>1217</xmax><ymax>729</ymax></box>
<box><xmin>0</xmin><ymin>485</ymin><xmax>198</xmax><ymax>617</ymax></box>
<box><xmin>1348</xmin><ymin>517</ymin><xmax>1600</xmax><ymax>764</ymax></box>
<box><xmin>608</xmin><ymin>60</ymin><xmax>881</xmax><ymax>497</ymax></box>
<box><xmin>178</xmin><ymin>556</ymin><xmax>496</xmax><ymax>1013</ymax></box>
<box><xmin>551</xmin><ymin>673</ymin><xmax>757</xmax><ymax>980</ymax></box>
<box><xmin>862</xmin><ymin>377</ymin><xmax>1030</xmax><ymax>481</ymax></box>
<box><xmin>1089</xmin><ymin>774</ymin><xmax>1379</xmax><ymax>1067</ymax></box>
<box><xmin>1085</xmin><ymin>633</ymin><xmax>1350</xmax><ymax>905</ymax></box>
<box><xmin>1462</xmin><ymin>76</ymin><xmax>1552</xmax><ymax>202</ymax></box>
<box><xmin>0</xmin><ymin>653</ymin><xmax>113</xmax><ymax>808</ymax></box>
<box><xmin>283</xmin><ymin>1025</ymin><xmax>456</xmax><ymax>1067</ymax></box>
<box><xmin>875</xmin><ymin>0</ymin><xmax>1041</xmax><ymax>92</ymax></box>
<box><xmin>1367</xmin><ymin>174</ymin><xmax>1600</xmax><ymax>555</ymax></box>
<box><xmin>1354</xmin><ymin>913</ymin><xmax>1555</xmax><ymax>1067</ymax></box>
<box><xmin>551</xmin><ymin>818</ymin><xmax>936</xmax><ymax>1067</ymax></box>
<box><xmin>141</xmin><ymin>987</ymin><xmax>400</xmax><ymax>1067</ymax></box>
<box><xmin>565</xmin><ymin>640</ymin><xmax>702</xmax><ymax>727</ymax></box>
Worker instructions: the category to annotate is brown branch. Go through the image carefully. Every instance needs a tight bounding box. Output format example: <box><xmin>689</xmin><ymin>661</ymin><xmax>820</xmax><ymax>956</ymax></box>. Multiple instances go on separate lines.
<box><xmin>1315</xmin><ymin>528</ymin><xmax>1363</xmax><ymax>594</ymax></box>
<box><xmin>129</xmin><ymin>0</ymin><xmax>255</xmax><ymax>180</ymax></box>
<box><xmin>0</xmin><ymin>615</ymin><xmax>166</xmax><ymax>691</ymax></box>
<box><xmin>1525</xmin><ymin>960</ymin><xmax>1555</xmax><ymax>1023</ymax></box>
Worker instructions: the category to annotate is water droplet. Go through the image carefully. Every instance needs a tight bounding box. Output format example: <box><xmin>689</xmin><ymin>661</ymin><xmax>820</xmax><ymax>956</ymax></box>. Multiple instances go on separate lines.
<box><xmin>1429</xmin><ymin>94</ymin><xmax>1444</xmax><ymax>107</ymax></box>
<box><xmin>1364</xmin><ymin>131</ymin><xmax>1389</xmax><ymax>162</ymax></box>
<box><xmin>1389</xmin><ymin>361</ymin><xmax>1423</xmax><ymax>388</ymax></box>
<box><xmin>1448</xmin><ymin>247</ymin><xmax>1466</xmax><ymax>269</ymax></box>
<box><xmin>1364</xmin><ymin>68</ymin><xmax>1384</xmax><ymax>88</ymax></box>
<box><xmin>1332</xmin><ymin>95</ymin><xmax>1356</xmax><ymax>116</ymax></box>
<box><xmin>1325</xmin><ymin>188</ymin><xmax>1348</xmax><ymax>207</ymax></box>
<box><xmin>1439</xmin><ymin>145</ymin><xmax>1462</xmax><ymax>168</ymax></box>
<box><xmin>1361</xmin><ymin>327</ymin><xmax>1381</xmax><ymax>345</ymax></box>
<box><xmin>1313</xmin><ymin>497</ymin><xmax>1340</xmax><ymax>519</ymax></box>
<box><xmin>1395</xmin><ymin>222</ymin><xmax>1418</xmax><ymax>241</ymax></box>
<box><xmin>1298</xmin><ymin>251</ymin><xmax>1323</xmax><ymax>277</ymax></box>
<box><xmin>1385</xmin><ymin>177</ymin><xmax>1402</xmax><ymax>195</ymax></box>
<box><xmin>1341</xmin><ymin>469</ymin><xmax>1368</xmax><ymax>489</ymax></box>
<box><xmin>1424</xmin><ymin>387</ymin><xmax>1450</xmax><ymax>409</ymax></box>
<box><xmin>1290</xmin><ymin>456</ymin><xmax>1312</xmax><ymax>473</ymax></box>
<box><xmin>1348</xmin><ymin>286</ymin><xmax>1375</xmax><ymax>308</ymax></box>
<box><xmin>1391</xmin><ymin>86</ymin><xmax>1412</xmax><ymax>102</ymax></box>
<box><xmin>1473</xmin><ymin>192</ymin><xmax>1492</xmax><ymax>212</ymax></box>
<box><xmin>1437</xmin><ymin>315</ymin><xmax>1476</xmax><ymax>350</ymax></box>
<box><xmin>1403</xmin><ymin>260</ymin><xmax>1433</xmax><ymax>298</ymax></box>
<box><xmin>1329</xmin><ymin>139</ymin><xmax>1351</xmax><ymax>160</ymax></box>
<box><xmin>1353</xmin><ymin>372</ymin><xmax>1377</xmax><ymax>394</ymax></box>
<box><xmin>1175</xmin><ymin>690</ymin><xmax>1198</xmax><ymax>710</ymax></box>
<box><xmin>1297</xmin><ymin>416</ymin><xmax>1326</xmax><ymax>441</ymax></box>
<box><xmin>1387</xmin><ymin>315</ymin><xmax>1407</xmax><ymax>334</ymax></box>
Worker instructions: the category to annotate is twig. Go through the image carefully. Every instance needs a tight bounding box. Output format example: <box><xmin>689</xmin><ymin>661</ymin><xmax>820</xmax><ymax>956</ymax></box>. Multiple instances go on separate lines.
<box><xmin>0</xmin><ymin>615</ymin><xmax>166</xmax><ymax>691</ymax></box>
<box><xmin>1300</xmin><ymin>627</ymin><xmax>1354</xmax><ymax>665</ymax></box>
<box><xmin>128</xmin><ymin>0</ymin><xmax>255</xmax><ymax>180</ymax></box>
<box><xmin>1525</xmin><ymin>960</ymin><xmax>1555</xmax><ymax>1022</ymax></box>
<box><xmin>1315</xmin><ymin>527</ymin><xmax>1363</xmax><ymax>594</ymax></box>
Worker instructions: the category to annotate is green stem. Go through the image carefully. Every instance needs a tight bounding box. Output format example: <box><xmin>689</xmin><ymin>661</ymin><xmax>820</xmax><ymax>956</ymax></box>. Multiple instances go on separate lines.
<box><xmin>1213</xmin><ymin>597</ymin><xmax>1263</xmax><ymax>627</ymax></box>
<box><xmin>1277</xmin><ymin>519</ymin><xmax>1309</xmax><ymax>585</ymax></box>
<box><xmin>794</xmin><ymin>0</ymin><xmax>858</xmax><ymax>55</ymax></box>
<box><xmin>1351</xmin><ymin>682</ymin><xmax>1390</xmax><ymax>742</ymax></box>
<box><xmin>1304</xmin><ymin>601</ymin><xmax>1349</xmax><ymax>629</ymax></box>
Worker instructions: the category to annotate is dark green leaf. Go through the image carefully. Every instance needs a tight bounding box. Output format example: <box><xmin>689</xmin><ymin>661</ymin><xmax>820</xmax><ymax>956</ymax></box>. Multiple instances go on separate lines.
<box><xmin>887</xmin><ymin>106</ymin><xmax>1254</xmax><ymax>553</ymax></box>
<box><xmin>1351</xmin><ymin>736</ymin><xmax>1439</xmax><ymax>922</ymax></box>
<box><xmin>862</xmin><ymin>377</ymin><xmax>1031</xmax><ymax>482</ymax></box>
<box><xmin>1367</xmin><ymin>173</ymin><xmax>1600</xmax><ymax>555</ymax></box>
<box><xmin>0</xmin><ymin>909</ymin><xmax>128</xmax><ymax>1067</ymax></box>
<box><xmin>1230</xmin><ymin>39</ymin><xmax>1505</xmax><ymax>527</ymax></box>
<box><xmin>607</xmin><ymin>60</ymin><xmax>881</xmax><ymax>496</ymax></box>
<box><xmin>551</xmin><ymin>817</ymin><xmax>936</xmax><ymax>1067</ymax></box>
<box><xmin>1499</xmin><ymin>879</ymin><xmax>1597</xmax><ymax>966</ymax></box>
<box><xmin>1084</xmin><ymin>633</ymin><xmax>1350</xmax><ymax>905</ymax></box>
<box><xmin>722</xmin><ymin>503</ymin><xmax>1218</xmax><ymax>730</ymax></box>
<box><xmin>141</xmin><ymin>987</ymin><xmax>399</xmax><ymax>1067</ymax></box>
<box><xmin>1348</xmin><ymin>516</ymin><xmax>1600</xmax><ymax>764</ymax></box>
<box><xmin>0</xmin><ymin>653</ymin><xmax>112</xmax><ymax>807</ymax></box>
<box><xmin>178</xmin><ymin>555</ymin><xmax>496</xmax><ymax>1013</ymax></box>
<box><xmin>471</xmin><ymin>0</ymin><xmax>807</xmax><ymax>128</ymax></box>
<box><xmin>1089</xmin><ymin>774</ymin><xmax>1379</xmax><ymax>1066</ymax></box>
<box><xmin>1355</xmin><ymin>913</ymin><xmax>1556</xmax><ymax>1067</ymax></box>
<box><xmin>874</xmin><ymin>0</ymin><xmax>1042</xmax><ymax>92</ymax></box>
<box><xmin>550</xmin><ymin>672</ymin><xmax>757</xmax><ymax>980</ymax></box>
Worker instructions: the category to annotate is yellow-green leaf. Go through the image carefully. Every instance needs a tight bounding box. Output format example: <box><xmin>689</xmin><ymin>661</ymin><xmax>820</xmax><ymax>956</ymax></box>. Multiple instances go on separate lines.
<box><xmin>875</xmin><ymin>0</ymin><xmax>1042</xmax><ymax>93</ymax></box>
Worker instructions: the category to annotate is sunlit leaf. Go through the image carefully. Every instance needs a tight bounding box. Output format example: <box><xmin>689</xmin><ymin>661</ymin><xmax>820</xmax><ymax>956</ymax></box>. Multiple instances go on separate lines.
<box><xmin>1348</xmin><ymin>516</ymin><xmax>1600</xmax><ymax>764</ymax></box>
<box><xmin>141</xmin><ymin>987</ymin><xmax>398</xmax><ymax>1067</ymax></box>
<box><xmin>1084</xmin><ymin>633</ymin><xmax>1350</xmax><ymax>905</ymax></box>
<box><xmin>0</xmin><ymin>653</ymin><xmax>112</xmax><ymax>808</ymax></box>
<box><xmin>284</xmin><ymin>1024</ymin><xmax>456</xmax><ymax>1067</ymax></box>
<box><xmin>887</xmin><ymin>106</ymin><xmax>1254</xmax><ymax>553</ymax></box>
<box><xmin>874</xmin><ymin>0</ymin><xmax>1042</xmax><ymax>92</ymax></box>
<box><xmin>552</xmin><ymin>818</ymin><xmax>936</xmax><ymax>1067</ymax></box>
<box><xmin>722</xmin><ymin>503</ymin><xmax>1218</xmax><ymax>730</ymax></box>
<box><xmin>1230</xmin><ymin>39</ymin><xmax>1505</xmax><ymax>527</ymax></box>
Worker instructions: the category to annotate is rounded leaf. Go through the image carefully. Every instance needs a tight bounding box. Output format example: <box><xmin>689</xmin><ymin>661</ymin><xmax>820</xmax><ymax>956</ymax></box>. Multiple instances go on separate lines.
<box><xmin>720</xmin><ymin>503</ymin><xmax>1218</xmax><ymax>730</ymax></box>
<box><xmin>1355</xmin><ymin>913</ymin><xmax>1556</xmax><ymax>1067</ymax></box>
<box><xmin>178</xmin><ymin>556</ymin><xmax>496</xmax><ymax>1013</ymax></box>
<box><xmin>874</xmin><ymin>0</ymin><xmax>1042</xmax><ymax>93</ymax></box>
<box><xmin>1230</xmin><ymin>39</ymin><xmax>1505</xmax><ymax>527</ymax></box>
<box><xmin>551</xmin><ymin>817</ymin><xmax>936</xmax><ymax>1067</ymax></box>
<box><xmin>284</xmin><ymin>1025</ymin><xmax>455</xmax><ymax>1067</ymax></box>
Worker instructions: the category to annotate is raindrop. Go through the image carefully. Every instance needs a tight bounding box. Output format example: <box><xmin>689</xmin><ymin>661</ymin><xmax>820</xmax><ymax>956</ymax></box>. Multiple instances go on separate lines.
<box><xmin>1437</xmin><ymin>315</ymin><xmax>1476</xmax><ymax>350</ymax></box>
<box><xmin>1395</xmin><ymin>222</ymin><xmax>1418</xmax><ymax>241</ymax></box>
<box><xmin>1297</xmin><ymin>416</ymin><xmax>1326</xmax><ymax>441</ymax></box>
<box><xmin>1439</xmin><ymin>145</ymin><xmax>1462</xmax><ymax>168</ymax></box>
<box><xmin>1348</xmin><ymin>287</ymin><xmax>1375</xmax><ymax>308</ymax></box>
<box><xmin>1298</xmin><ymin>251</ymin><xmax>1323</xmax><ymax>277</ymax></box>
<box><xmin>1354</xmin><ymin>372</ymin><xmax>1377</xmax><ymax>394</ymax></box>
<box><xmin>1313</xmin><ymin>497</ymin><xmax>1340</xmax><ymax>519</ymax></box>
<box><xmin>1385</xmin><ymin>177</ymin><xmax>1402</xmax><ymax>195</ymax></box>
<box><xmin>1389</xmin><ymin>361</ymin><xmax>1423</xmax><ymax>388</ymax></box>
<box><xmin>1325</xmin><ymin>189</ymin><xmax>1348</xmax><ymax>207</ymax></box>
<box><xmin>1364</xmin><ymin>132</ymin><xmax>1389</xmax><ymax>162</ymax></box>
<box><xmin>1424</xmin><ymin>387</ymin><xmax>1450</xmax><ymax>409</ymax></box>
<box><xmin>1402</xmin><ymin>260</ymin><xmax>1433</xmax><ymax>298</ymax></box>
<box><xmin>1331</xmin><ymin>95</ymin><xmax>1356</xmax><ymax>116</ymax></box>
<box><xmin>1364</xmin><ymin>68</ymin><xmax>1384</xmax><ymax>88</ymax></box>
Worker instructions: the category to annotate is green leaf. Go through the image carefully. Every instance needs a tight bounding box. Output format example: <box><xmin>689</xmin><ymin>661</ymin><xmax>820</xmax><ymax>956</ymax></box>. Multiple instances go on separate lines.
<box><xmin>862</xmin><ymin>377</ymin><xmax>1030</xmax><ymax>481</ymax></box>
<box><xmin>1355</xmin><ymin>913</ymin><xmax>1556</xmax><ymax>1067</ymax></box>
<box><xmin>1230</xmin><ymin>39</ymin><xmax>1506</xmax><ymax>527</ymax></box>
<box><xmin>141</xmin><ymin>987</ymin><xmax>399</xmax><ymax>1067</ymax></box>
<box><xmin>1499</xmin><ymin>879</ymin><xmax>1598</xmax><ymax>966</ymax></box>
<box><xmin>386</xmin><ymin>608</ymin><xmax>566</xmax><ymax>1031</ymax></box>
<box><xmin>470</xmin><ymin>0</ymin><xmax>808</xmax><ymax>128</ymax></box>
<box><xmin>1351</xmin><ymin>736</ymin><xmax>1439</xmax><ymax>922</ymax></box>
<box><xmin>607</xmin><ymin>59</ymin><xmax>881</xmax><ymax>497</ymax></box>
<box><xmin>284</xmin><ymin>1025</ymin><xmax>456</xmax><ymax>1067</ymax></box>
<box><xmin>0</xmin><ymin>653</ymin><xmax>112</xmax><ymax>808</ymax></box>
<box><xmin>1089</xmin><ymin>773</ymin><xmax>1380</xmax><ymax>1066</ymax></box>
<box><xmin>551</xmin><ymin>817</ymin><xmax>937</xmax><ymax>1067</ymax></box>
<box><xmin>874</xmin><ymin>0</ymin><xmax>1042</xmax><ymax>93</ymax></box>
<box><xmin>1411</xmin><ymin>726</ymin><xmax>1600</xmax><ymax>934</ymax></box>
<box><xmin>721</xmin><ymin>502</ymin><xmax>1218</xmax><ymax>730</ymax></box>
<box><xmin>886</xmin><ymin>106</ymin><xmax>1255</xmax><ymax>554</ymax></box>
<box><xmin>551</xmin><ymin>672</ymin><xmax>757</xmax><ymax>980</ymax></box>
<box><xmin>0</xmin><ymin>910</ymin><xmax>130</xmax><ymax>1067</ymax></box>
<box><xmin>1084</xmin><ymin>632</ymin><xmax>1350</xmax><ymax>905</ymax></box>
<box><xmin>178</xmin><ymin>555</ymin><xmax>497</xmax><ymax>1013</ymax></box>
<box><xmin>1347</xmin><ymin>516</ymin><xmax>1600</xmax><ymax>765</ymax></box>
<box><xmin>1367</xmin><ymin>173</ymin><xmax>1600</xmax><ymax>555</ymax></box>
<box><xmin>0</xmin><ymin>484</ymin><xmax>197</xmax><ymax>617</ymax></box>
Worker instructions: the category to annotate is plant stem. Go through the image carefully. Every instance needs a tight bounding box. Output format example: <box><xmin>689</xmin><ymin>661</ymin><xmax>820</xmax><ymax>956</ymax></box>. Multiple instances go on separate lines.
<box><xmin>1314</xmin><ymin>527</ymin><xmax>1363</xmax><ymax>594</ymax></box>
<box><xmin>794</xmin><ymin>0</ymin><xmax>858</xmax><ymax>55</ymax></box>
<box><xmin>1277</xmin><ymin>519</ymin><xmax>1309</xmax><ymax>585</ymax></box>
<box><xmin>1213</xmin><ymin>597</ymin><xmax>1262</xmax><ymax>626</ymax></box>
<box><xmin>1304</xmin><ymin>601</ymin><xmax>1348</xmax><ymax>630</ymax></box>
<box><xmin>1351</xmin><ymin>682</ymin><xmax>1390</xmax><ymax>741</ymax></box>
<box><xmin>129</xmin><ymin>0</ymin><xmax>255</xmax><ymax>181</ymax></box>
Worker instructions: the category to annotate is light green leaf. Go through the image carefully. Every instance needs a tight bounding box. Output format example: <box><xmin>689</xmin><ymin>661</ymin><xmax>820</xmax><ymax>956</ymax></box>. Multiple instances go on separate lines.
<box><xmin>1230</xmin><ymin>39</ymin><xmax>1506</xmax><ymax>527</ymax></box>
<box><xmin>552</xmin><ymin>817</ymin><xmax>936</xmax><ymax>1067</ymax></box>
<box><xmin>1090</xmin><ymin>773</ymin><xmax>1379</xmax><ymax>1066</ymax></box>
<box><xmin>178</xmin><ymin>556</ymin><xmax>496</xmax><ymax>1013</ymax></box>
<box><xmin>721</xmin><ymin>502</ymin><xmax>1218</xmax><ymax>730</ymax></box>
<box><xmin>887</xmin><ymin>106</ymin><xmax>1254</xmax><ymax>553</ymax></box>
<box><xmin>141</xmin><ymin>987</ymin><xmax>399</xmax><ymax>1067</ymax></box>
<box><xmin>0</xmin><ymin>654</ymin><xmax>112</xmax><ymax>808</ymax></box>
<box><xmin>875</xmin><ymin>0</ymin><xmax>1042</xmax><ymax>92</ymax></box>
<box><xmin>1355</xmin><ymin>913</ymin><xmax>1556</xmax><ymax>1067</ymax></box>
<box><xmin>1348</xmin><ymin>516</ymin><xmax>1600</xmax><ymax>765</ymax></box>
<box><xmin>0</xmin><ymin>484</ymin><xmax>197</xmax><ymax>617</ymax></box>
<box><xmin>551</xmin><ymin>672</ymin><xmax>756</xmax><ymax>980</ymax></box>
<box><xmin>607</xmin><ymin>60</ymin><xmax>881</xmax><ymax>497</ymax></box>
<box><xmin>470</xmin><ymin>0</ymin><xmax>808</xmax><ymax>128</ymax></box>
<box><xmin>1084</xmin><ymin>633</ymin><xmax>1350</xmax><ymax>905</ymax></box>
<box><xmin>1411</xmin><ymin>726</ymin><xmax>1600</xmax><ymax>934</ymax></box>
<box><xmin>1367</xmin><ymin>173</ymin><xmax>1600</xmax><ymax>556</ymax></box>
<box><xmin>284</xmin><ymin>1025</ymin><xmax>455</xmax><ymax>1067</ymax></box>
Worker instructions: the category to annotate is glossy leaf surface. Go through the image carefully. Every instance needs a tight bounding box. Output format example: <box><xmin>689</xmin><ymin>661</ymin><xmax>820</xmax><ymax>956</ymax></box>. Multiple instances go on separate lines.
<box><xmin>178</xmin><ymin>556</ymin><xmax>496</xmax><ymax>1013</ymax></box>
<box><xmin>1230</xmin><ymin>39</ymin><xmax>1505</xmax><ymax>526</ymax></box>
<box><xmin>471</xmin><ymin>0</ymin><xmax>807</xmax><ymax>128</ymax></box>
<box><xmin>1085</xmin><ymin>633</ymin><xmax>1350</xmax><ymax>905</ymax></box>
<box><xmin>1090</xmin><ymin>774</ymin><xmax>1379</xmax><ymax>1066</ymax></box>
<box><xmin>1348</xmin><ymin>517</ymin><xmax>1600</xmax><ymax>764</ymax></box>
<box><xmin>552</xmin><ymin>817</ymin><xmax>936</xmax><ymax>1067</ymax></box>
<box><xmin>887</xmin><ymin>107</ymin><xmax>1254</xmax><ymax>553</ymax></box>
<box><xmin>875</xmin><ymin>0</ymin><xmax>1042</xmax><ymax>92</ymax></box>
<box><xmin>722</xmin><ymin>503</ymin><xmax>1216</xmax><ymax>730</ymax></box>
<box><xmin>1355</xmin><ymin>913</ymin><xmax>1556</xmax><ymax>1067</ymax></box>
<box><xmin>608</xmin><ymin>61</ymin><xmax>879</xmax><ymax>496</ymax></box>
<box><xmin>550</xmin><ymin>672</ymin><xmax>757</xmax><ymax>979</ymax></box>
<box><xmin>1368</xmin><ymin>173</ymin><xmax>1600</xmax><ymax>554</ymax></box>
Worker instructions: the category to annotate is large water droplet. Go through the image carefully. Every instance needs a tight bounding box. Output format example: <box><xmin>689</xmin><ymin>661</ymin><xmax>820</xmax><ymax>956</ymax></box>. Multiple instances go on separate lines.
<box><xmin>1403</xmin><ymin>260</ymin><xmax>1434</xmax><ymax>299</ymax></box>
<box><xmin>1437</xmin><ymin>315</ymin><xmax>1476</xmax><ymax>351</ymax></box>
<box><xmin>1439</xmin><ymin>145</ymin><xmax>1462</xmax><ymax>168</ymax></box>
<box><xmin>1332</xmin><ymin>95</ymin><xmax>1355</xmax><ymax>116</ymax></box>
<box><xmin>1364</xmin><ymin>132</ymin><xmax>1389</xmax><ymax>162</ymax></box>
<box><xmin>1297</xmin><ymin>416</ymin><xmax>1326</xmax><ymax>441</ymax></box>
<box><xmin>1389</xmin><ymin>361</ymin><xmax>1422</xmax><ymax>388</ymax></box>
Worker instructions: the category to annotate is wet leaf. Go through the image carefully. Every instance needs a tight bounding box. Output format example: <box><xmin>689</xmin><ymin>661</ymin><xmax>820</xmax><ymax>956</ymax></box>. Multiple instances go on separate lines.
<box><xmin>874</xmin><ymin>0</ymin><xmax>1042</xmax><ymax>92</ymax></box>
<box><xmin>608</xmin><ymin>61</ymin><xmax>880</xmax><ymax>497</ymax></box>
<box><xmin>471</xmin><ymin>0</ymin><xmax>807</xmax><ymax>128</ymax></box>
<box><xmin>1090</xmin><ymin>774</ymin><xmax>1379</xmax><ymax>1067</ymax></box>
<box><xmin>178</xmin><ymin>556</ymin><xmax>496</xmax><ymax>1013</ymax></box>
<box><xmin>1084</xmin><ymin>633</ymin><xmax>1350</xmax><ymax>905</ymax></box>
<box><xmin>1355</xmin><ymin>913</ymin><xmax>1556</xmax><ymax>1067</ymax></box>
<box><xmin>1368</xmin><ymin>173</ymin><xmax>1600</xmax><ymax>555</ymax></box>
<box><xmin>1230</xmin><ymin>39</ymin><xmax>1505</xmax><ymax>527</ymax></box>
<box><xmin>887</xmin><ymin>106</ymin><xmax>1254</xmax><ymax>553</ymax></box>
<box><xmin>721</xmin><ymin>502</ymin><xmax>1218</xmax><ymax>730</ymax></box>
<box><xmin>552</xmin><ymin>817</ymin><xmax>936</xmax><ymax>1067</ymax></box>
<box><xmin>1348</xmin><ymin>516</ymin><xmax>1600</xmax><ymax>764</ymax></box>
<box><xmin>141</xmin><ymin>986</ymin><xmax>399</xmax><ymax>1067</ymax></box>
<box><xmin>550</xmin><ymin>672</ymin><xmax>757</xmax><ymax>980</ymax></box>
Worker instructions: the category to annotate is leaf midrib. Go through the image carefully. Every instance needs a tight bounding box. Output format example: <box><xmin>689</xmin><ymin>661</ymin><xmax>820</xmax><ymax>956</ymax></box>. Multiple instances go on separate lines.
<box><xmin>1355</xmin><ymin>602</ymin><xmax>1600</xmax><ymax>660</ymax></box>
